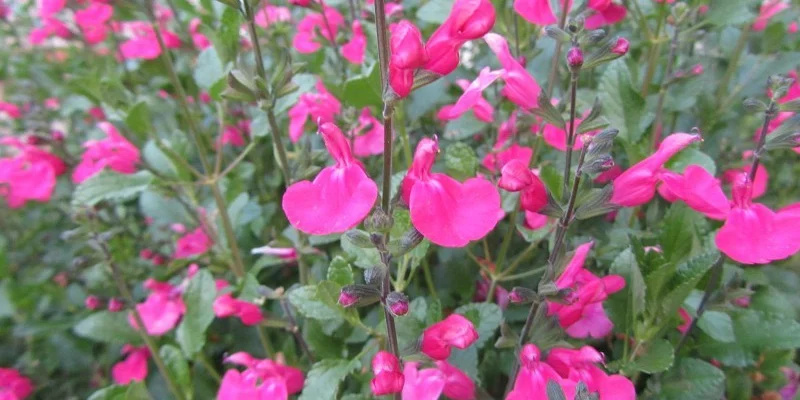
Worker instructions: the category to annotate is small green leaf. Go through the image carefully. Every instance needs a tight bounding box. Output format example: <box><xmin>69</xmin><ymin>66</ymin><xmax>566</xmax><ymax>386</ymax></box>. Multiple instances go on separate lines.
<box><xmin>342</xmin><ymin>63</ymin><xmax>382</xmax><ymax>108</ymax></box>
<box><xmin>73</xmin><ymin>311</ymin><xmax>141</xmax><ymax>344</ymax></box>
<box><xmin>327</xmin><ymin>256</ymin><xmax>354</xmax><ymax>287</ymax></box>
<box><xmin>658</xmin><ymin>358</ymin><xmax>725</xmax><ymax>400</ymax></box>
<box><xmin>176</xmin><ymin>270</ymin><xmax>217</xmax><ymax>356</ymax></box>
<box><xmin>125</xmin><ymin>101</ymin><xmax>152</xmax><ymax>138</ymax></box>
<box><xmin>415</xmin><ymin>0</ymin><xmax>454</xmax><ymax>24</ymax></box>
<box><xmin>87</xmin><ymin>383</ymin><xmax>149</xmax><ymax>400</ymax></box>
<box><xmin>698</xmin><ymin>311</ymin><xmax>735</xmax><ymax>343</ymax></box>
<box><xmin>194</xmin><ymin>47</ymin><xmax>225</xmax><ymax>90</ymax></box>
<box><xmin>289</xmin><ymin>285</ymin><xmax>342</xmax><ymax>322</ymax></box>
<box><xmin>341</xmin><ymin>230</ymin><xmax>382</xmax><ymax>268</ymax></box>
<box><xmin>160</xmin><ymin>345</ymin><xmax>192</xmax><ymax>397</ymax></box>
<box><xmin>732</xmin><ymin>309</ymin><xmax>800</xmax><ymax>350</ymax></box>
<box><xmin>444</xmin><ymin>142</ymin><xmax>479</xmax><ymax>180</ymax></box>
<box><xmin>275</xmin><ymin>74</ymin><xmax>318</xmax><ymax>115</ymax></box>
<box><xmin>72</xmin><ymin>171</ymin><xmax>154</xmax><ymax>209</ymax></box>
<box><xmin>666</xmin><ymin>148</ymin><xmax>717</xmax><ymax>175</ymax></box>
<box><xmin>705</xmin><ymin>0</ymin><xmax>756</xmax><ymax>26</ymax></box>
<box><xmin>599</xmin><ymin>60</ymin><xmax>653</xmax><ymax>143</ymax></box>
<box><xmin>659</xmin><ymin>203</ymin><xmax>697</xmax><ymax>263</ymax></box>
<box><xmin>298</xmin><ymin>359</ymin><xmax>361</xmax><ymax>400</ymax></box>
<box><xmin>629</xmin><ymin>339</ymin><xmax>674</xmax><ymax>373</ymax></box>
<box><xmin>661</xmin><ymin>250</ymin><xmax>719</xmax><ymax>317</ymax></box>
<box><xmin>443</xmin><ymin>113</ymin><xmax>489</xmax><ymax>140</ymax></box>
<box><xmin>454</xmin><ymin>303</ymin><xmax>502</xmax><ymax>349</ymax></box>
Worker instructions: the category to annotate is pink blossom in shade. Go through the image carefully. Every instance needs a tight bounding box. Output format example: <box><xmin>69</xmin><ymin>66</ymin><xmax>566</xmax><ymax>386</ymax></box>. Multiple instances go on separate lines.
<box><xmin>0</xmin><ymin>368</ymin><xmax>33</xmax><ymax>400</ymax></box>
<box><xmin>610</xmin><ymin>132</ymin><xmax>702</xmax><ymax>207</ymax></box>
<box><xmin>370</xmin><ymin>351</ymin><xmax>405</xmax><ymax>396</ymax></box>
<box><xmin>474</xmin><ymin>277</ymin><xmax>510</xmax><ymax>310</ymax></box>
<box><xmin>28</xmin><ymin>17</ymin><xmax>71</xmax><ymax>45</ymax></box>
<box><xmin>677</xmin><ymin>308</ymin><xmax>692</xmax><ymax>334</ymax></box>
<box><xmin>420</xmin><ymin>314</ymin><xmax>479</xmax><ymax>360</ymax></box>
<box><xmin>38</xmin><ymin>0</ymin><xmax>65</xmax><ymax>18</ymax></box>
<box><xmin>255</xmin><ymin>5</ymin><xmax>291</xmax><ymax>28</ymax></box>
<box><xmin>289</xmin><ymin>0</ymin><xmax>312</xmax><ymax>6</ymax></box>
<box><xmin>542</xmin><ymin>116</ymin><xmax>600</xmax><ymax>151</ymax></box>
<box><xmin>611</xmin><ymin>37</ymin><xmax>630</xmax><ymax>55</ymax></box>
<box><xmin>292</xmin><ymin>7</ymin><xmax>345</xmax><ymax>54</ymax></box>
<box><xmin>0</xmin><ymin>158</ymin><xmax>57</xmax><ymax>208</ymax></box>
<box><xmin>715</xmin><ymin>176</ymin><xmax>800</xmax><ymax>265</ymax></box>
<box><xmin>752</xmin><ymin>0</ymin><xmax>789</xmax><ymax>31</ymax></box>
<box><xmin>108</xmin><ymin>298</ymin><xmax>124</xmax><ymax>312</ymax></box>
<box><xmin>422</xmin><ymin>0</ymin><xmax>495</xmax><ymax>75</ymax></box>
<box><xmin>388</xmin><ymin>20</ymin><xmax>428</xmax><ymax>98</ymax></box>
<box><xmin>111</xmin><ymin>345</ymin><xmax>150</xmax><ymax>385</ymax></box>
<box><xmin>213</xmin><ymin>293</ymin><xmax>264</xmax><ymax>326</ymax></box>
<box><xmin>349</xmin><ymin>108</ymin><xmax>385</xmax><ymax>157</ymax></box>
<box><xmin>174</xmin><ymin>227</ymin><xmax>213</xmax><ymax>259</ymax></box>
<box><xmin>584</xmin><ymin>2</ymin><xmax>628</xmax><ymax>30</ymax></box>
<box><xmin>223</xmin><ymin>353</ymin><xmax>305</xmax><ymax>395</ymax></box>
<box><xmin>282</xmin><ymin>122</ymin><xmax>378</xmax><ymax>235</ymax></box>
<box><xmin>780</xmin><ymin>368</ymin><xmax>800</xmax><ymax>400</ymax></box>
<box><xmin>436</xmin><ymin>361</ymin><xmax>475</xmax><ymax>400</ymax></box>
<box><xmin>401</xmin><ymin>362</ymin><xmax>446</xmax><ymax>400</ymax></box>
<box><xmin>547</xmin><ymin>242</ymin><xmax>626</xmax><ymax>338</ymax></box>
<box><xmin>74</xmin><ymin>2</ymin><xmax>113</xmax><ymax>44</ymax></box>
<box><xmin>514</xmin><ymin>0</ymin><xmax>562</xmax><ymax>25</ymax></box>
<box><xmin>438</xmin><ymin>67</ymin><xmax>503</xmax><ymax>123</ymax></box>
<box><xmin>288</xmin><ymin>80</ymin><xmax>341</xmax><ymax>143</ymax></box>
<box><xmin>484</xmin><ymin>33</ymin><xmax>541</xmax><ymax>110</ymax></box>
<box><xmin>218</xmin><ymin>370</ymin><xmax>289</xmax><ymax>400</ymax></box>
<box><xmin>789</xmin><ymin>21</ymin><xmax>799</xmax><ymax>33</ymax></box>
<box><xmin>251</xmin><ymin>245</ymin><xmax>298</xmax><ymax>261</ymax></box>
<box><xmin>219</xmin><ymin>125</ymin><xmax>247</xmax><ymax>147</ymax></box>
<box><xmin>72</xmin><ymin>122</ymin><xmax>140</xmax><ymax>183</ymax></box>
<box><xmin>189</xmin><ymin>18</ymin><xmax>211</xmax><ymax>50</ymax></box>
<box><xmin>482</xmin><ymin>113</ymin><xmax>535</xmax><ymax>173</ymax></box>
<box><xmin>545</xmin><ymin>347</ymin><xmax>636</xmax><ymax>400</ymax></box>
<box><xmin>499</xmin><ymin>159</ymin><xmax>548</xmax><ymax>213</ymax></box>
<box><xmin>524</xmin><ymin>211</ymin><xmax>549</xmax><ymax>230</ymax></box>
<box><xmin>0</xmin><ymin>102</ymin><xmax>20</xmax><ymax>119</ymax></box>
<box><xmin>129</xmin><ymin>291</ymin><xmax>185</xmax><ymax>335</ymax></box>
<box><xmin>44</xmin><ymin>97</ymin><xmax>60</xmax><ymax>110</ymax></box>
<box><xmin>659</xmin><ymin>166</ymin><xmax>730</xmax><ymax>220</ymax></box>
<box><xmin>1</xmin><ymin>136</ymin><xmax>66</xmax><ymax>176</ymax></box>
<box><xmin>85</xmin><ymin>295</ymin><xmax>101</xmax><ymax>310</ymax></box>
<box><xmin>508</xmin><ymin>345</ymin><xmax>574</xmax><ymax>400</ymax></box>
<box><xmin>402</xmin><ymin>138</ymin><xmax>502</xmax><ymax>247</ymax></box>
<box><xmin>341</xmin><ymin>20</ymin><xmax>367</xmax><ymax>64</ymax></box>
<box><xmin>119</xmin><ymin>22</ymin><xmax>181</xmax><ymax>60</ymax></box>
<box><xmin>594</xmin><ymin>164</ymin><xmax>622</xmax><ymax>184</ymax></box>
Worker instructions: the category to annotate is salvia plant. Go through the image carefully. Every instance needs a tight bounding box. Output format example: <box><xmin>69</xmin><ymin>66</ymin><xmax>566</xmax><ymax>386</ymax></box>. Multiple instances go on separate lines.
<box><xmin>2</xmin><ymin>0</ymin><xmax>800</xmax><ymax>399</ymax></box>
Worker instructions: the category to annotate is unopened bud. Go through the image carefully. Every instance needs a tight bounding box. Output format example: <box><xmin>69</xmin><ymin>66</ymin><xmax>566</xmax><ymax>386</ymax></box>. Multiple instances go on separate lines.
<box><xmin>768</xmin><ymin>74</ymin><xmax>794</xmax><ymax>100</ymax></box>
<box><xmin>581</xmin><ymin>155</ymin><xmax>615</xmax><ymax>175</ymax></box>
<box><xmin>139</xmin><ymin>249</ymin><xmax>154</xmax><ymax>260</ymax></box>
<box><xmin>365</xmin><ymin>209</ymin><xmax>393</xmax><ymax>233</ymax></box>
<box><xmin>510</xmin><ymin>287</ymin><xmax>539</xmax><ymax>304</ymax></box>
<box><xmin>338</xmin><ymin>284</ymin><xmax>381</xmax><ymax>308</ymax></box>
<box><xmin>51</xmin><ymin>130</ymin><xmax>65</xmax><ymax>141</ymax></box>
<box><xmin>743</xmin><ymin>98</ymin><xmax>768</xmax><ymax>113</ymax></box>
<box><xmin>344</xmin><ymin>230</ymin><xmax>374</xmax><ymax>248</ymax></box>
<box><xmin>567</xmin><ymin>16</ymin><xmax>583</xmax><ymax>33</ymax></box>
<box><xmin>386</xmin><ymin>292</ymin><xmax>409</xmax><ymax>316</ymax></box>
<box><xmin>85</xmin><ymin>295</ymin><xmax>101</xmax><ymax>310</ymax></box>
<box><xmin>388</xmin><ymin>228</ymin><xmax>425</xmax><ymax>256</ymax></box>
<box><xmin>611</xmin><ymin>37</ymin><xmax>629</xmax><ymax>55</ymax></box>
<box><xmin>567</xmin><ymin>46</ymin><xmax>584</xmax><ymax>70</ymax></box>
<box><xmin>108</xmin><ymin>298</ymin><xmax>124</xmax><ymax>312</ymax></box>
<box><xmin>364</xmin><ymin>266</ymin><xmax>387</xmax><ymax>286</ymax></box>
<box><xmin>545</xmin><ymin>26</ymin><xmax>571</xmax><ymax>43</ymax></box>
<box><xmin>586</xmin><ymin>29</ymin><xmax>607</xmax><ymax>43</ymax></box>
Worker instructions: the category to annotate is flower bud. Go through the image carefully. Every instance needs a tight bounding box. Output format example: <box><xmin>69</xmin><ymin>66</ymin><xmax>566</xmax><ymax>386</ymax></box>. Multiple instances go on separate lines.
<box><xmin>139</xmin><ymin>249</ymin><xmax>153</xmax><ymax>260</ymax></box>
<box><xmin>51</xmin><ymin>130</ymin><xmax>64</xmax><ymax>141</ymax></box>
<box><xmin>545</xmin><ymin>26</ymin><xmax>571</xmax><ymax>43</ymax></box>
<box><xmin>108</xmin><ymin>298</ymin><xmax>124</xmax><ymax>312</ymax></box>
<box><xmin>611</xmin><ymin>37</ymin><xmax>629</xmax><ymax>55</ymax></box>
<box><xmin>364</xmin><ymin>266</ymin><xmax>387</xmax><ymax>286</ymax></box>
<box><xmin>743</xmin><ymin>98</ymin><xmax>768</xmax><ymax>113</ymax></box>
<box><xmin>365</xmin><ymin>209</ymin><xmax>393</xmax><ymax>233</ymax></box>
<box><xmin>338</xmin><ymin>284</ymin><xmax>381</xmax><ymax>308</ymax></box>
<box><xmin>386</xmin><ymin>292</ymin><xmax>409</xmax><ymax>316</ymax></box>
<box><xmin>344</xmin><ymin>229</ymin><xmax>374</xmax><ymax>248</ymax></box>
<box><xmin>509</xmin><ymin>287</ymin><xmax>539</xmax><ymax>304</ymax></box>
<box><xmin>85</xmin><ymin>295</ymin><xmax>101</xmax><ymax>310</ymax></box>
<box><xmin>566</xmin><ymin>46</ymin><xmax>584</xmax><ymax>70</ymax></box>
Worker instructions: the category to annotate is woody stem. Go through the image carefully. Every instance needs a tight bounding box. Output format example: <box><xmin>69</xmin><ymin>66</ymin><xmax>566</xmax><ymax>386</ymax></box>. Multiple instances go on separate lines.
<box><xmin>749</xmin><ymin>100</ymin><xmax>776</xmax><ymax>183</ymax></box>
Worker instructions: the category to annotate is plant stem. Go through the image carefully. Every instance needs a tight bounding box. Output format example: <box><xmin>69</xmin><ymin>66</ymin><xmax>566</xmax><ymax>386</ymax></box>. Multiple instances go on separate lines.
<box><xmin>749</xmin><ymin>100</ymin><xmax>776</xmax><ymax>183</ymax></box>
<box><xmin>674</xmin><ymin>256</ymin><xmax>723</xmax><ymax>355</ymax></box>
<box><xmin>196</xmin><ymin>353</ymin><xmax>222</xmax><ymax>383</ymax></box>
<box><xmin>650</xmin><ymin>23</ymin><xmax>680</xmax><ymax>150</ymax></box>
<box><xmin>716</xmin><ymin>26</ymin><xmax>750</xmax><ymax>104</ymax></box>
<box><xmin>422</xmin><ymin>258</ymin><xmax>438</xmax><ymax>300</ymax></box>
<box><xmin>281</xmin><ymin>298</ymin><xmax>316</xmax><ymax>363</ymax></box>
<box><xmin>562</xmin><ymin>71</ymin><xmax>579</xmax><ymax>198</ymax></box>
<box><xmin>494</xmin><ymin>207</ymin><xmax>519</xmax><ymax>273</ymax></box>
<box><xmin>640</xmin><ymin>5</ymin><xmax>666</xmax><ymax>96</ymax></box>
<box><xmin>255</xmin><ymin>324</ymin><xmax>275</xmax><ymax>356</ymax></box>
<box><xmin>543</xmin><ymin>0</ymin><xmax>570</xmax><ymax>98</ymax></box>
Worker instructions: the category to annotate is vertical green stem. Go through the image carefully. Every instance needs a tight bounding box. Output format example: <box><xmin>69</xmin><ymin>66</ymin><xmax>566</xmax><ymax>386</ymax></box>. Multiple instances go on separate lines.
<box><xmin>716</xmin><ymin>27</ymin><xmax>750</xmax><ymax>103</ymax></box>
<box><xmin>650</xmin><ymin>23</ymin><xmax>680</xmax><ymax>150</ymax></box>
<box><xmin>562</xmin><ymin>71</ymin><xmax>579</xmax><ymax>197</ymax></box>
<box><xmin>749</xmin><ymin>99</ymin><xmax>776</xmax><ymax>183</ymax></box>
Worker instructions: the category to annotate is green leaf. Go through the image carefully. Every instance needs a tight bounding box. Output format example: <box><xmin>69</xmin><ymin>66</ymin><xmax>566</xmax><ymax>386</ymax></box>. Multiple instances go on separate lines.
<box><xmin>342</xmin><ymin>63</ymin><xmax>382</xmax><ymax>108</ymax></box>
<box><xmin>731</xmin><ymin>309</ymin><xmax>800</xmax><ymax>350</ymax></box>
<box><xmin>697</xmin><ymin>311</ymin><xmax>735</xmax><ymax>343</ymax></box>
<box><xmin>660</xmin><ymin>249</ymin><xmax>719</xmax><ymax>317</ymax></box>
<box><xmin>275</xmin><ymin>74</ymin><xmax>318</xmax><ymax>115</ymax></box>
<box><xmin>599</xmin><ymin>60</ymin><xmax>652</xmax><ymax>143</ymax></box>
<box><xmin>160</xmin><ymin>345</ymin><xmax>192</xmax><ymax>397</ymax></box>
<box><xmin>341</xmin><ymin>230</ymin><xmax>382</xmax><ymax>268</ymax></box>
<box><xmin>194</xmin><ymin>47</ymin><xmax>226</xmax><ymax>89</ymax></box>
<box><xmin>298</xmin><ymin>359</ymin><xmax>361</xmax><ymax>400</ymax></box>
<box><xmin>87</xmin><ymin>383</ymin><xmax>149</xmax><ymax>400</ymax></box>
<box><xmin>73</xmin><ymin>311</ymin><xmax>141</xmax><ymax>344</ymax></box>
<box><xmin>176</xmin><ymin>270</ymin><xmax>217</xmax><ymax>356</ymax></box>
<box><xmin>327</xmin><ymin>256</ymin><xmax>354</xmax><ymax>287</ymax></box>
<box><xmin>705</xmin><ymin>0</ymin><xmax>756</xmax><ymax>26</ymax></box>
<box><xmin>666</xmin><ymin>148</ymin><xmax>717</xmax><ymax>175</ymax></box>
<box><xmin>610</xmin><ymin>248</ymin><xmax>647</xmax><ymax>319</ymax></box>
<box><xmin>289</xmin><ymin>285</ymin><xmax>342</xmax><ymax>322</ymax></box>
<box><xmin>658</xmin><ymin>358</ymin><xmax>725</xmax><ymax>400</ymax></box>
<box><xmin>72</xmin><ymin>171</ymin><xmax>154</xmax><ymax>209</ymax></box>
<box><xmin>454</xmin><ymin>303</ymin><xmax>502</xmax><ymax>349</ymax></box>
<box><xmin>659</xmin><ymin>203</ymin><xmax>696</xmax><ymax>263</ymax></box>
<box><xmin>516</xmin><ymin>223</ymin><xmax>551</xmax><ymax>243</ymax></box>
<box><xmin>415</xmin><ymin>0</ymin><xmax>454</xmax><ymax>24</ymax></box>
<box><xmin>444</xmin><ymin>142</ymin><xmax>479</xmax><ymax>180</ymax></box>
<box><xmin>443</xmin><ymin>113</ymin><xmax>489</xmax><ymax>140</ymax></box>
<box><xmin>125</xmin><ymin>101</ymin><xmax>152</xmax><ymax>138</ymax></box>
<box><xmin>629</xmin><ymin>339</ymin><xmax>674</xmax><ymax>373</ymax></box>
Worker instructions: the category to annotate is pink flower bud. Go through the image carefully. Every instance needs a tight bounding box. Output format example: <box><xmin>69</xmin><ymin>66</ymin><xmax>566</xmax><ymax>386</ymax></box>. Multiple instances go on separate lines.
<box><xmin>386</xmin><ymin>292</ymin><xmax>409</xmax><ymax>316</ymax></box>
<box><xmin>85</xmin><ymin>295</ymin><xmax>101</xmax><ymax>310</ymax></box>
<box><xmin>691</xmin><ymin>63</ymin><xmax>704</xmax><ymax>75</ymax></box>
<box><xmin>566</xmin><ymin>46</ymin><xmax>584</xmax><ymax>68</ymax></box>
<box><xmin>370</xmin><ymin>351</ymin><xmax>404</xmax><ymax>396</ymax></box>
<box><xmin>139</xmin><ymin>249</ymin><xmax>153</xmax><ymax>260</ymax></box>
<box><xmin>338</xmin><ymin>290</ymin><xmax>359</xmax><ymax>307</ymax></box>
<box><xmin>611</xmin><ymin>37</ymin><xmax>630</xmax><ymax>55</ymax></box>
<box><xmin>108</xmin><ymin>298</ymin><xmax>124</xmax><ymax>312</ymax></box>
<box><xmin>51</xmin><ymin>130</ymin><xmax>64</xmax><ymax>141</ymax></box>
<box><xmin>420</xmin><ymin>314</ymin><xmax>479</xmax><ymax>360</ymax></box>
<box><xmin>151</xmin><ymin>254</ymin><xmax>166</xmax><ymax>266</ymax></box>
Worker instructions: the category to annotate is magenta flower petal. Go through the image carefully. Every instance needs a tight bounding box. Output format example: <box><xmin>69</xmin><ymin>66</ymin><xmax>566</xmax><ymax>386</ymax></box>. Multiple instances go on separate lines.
<box><xmin>447</xmin><ymin>67</ymin><xmax>503</xmax><ymax>119</ymax></box>
<box><xmin>514</xmin><ymin>0</ymin><xmax>558</xmax><ymax>25</ymax></box>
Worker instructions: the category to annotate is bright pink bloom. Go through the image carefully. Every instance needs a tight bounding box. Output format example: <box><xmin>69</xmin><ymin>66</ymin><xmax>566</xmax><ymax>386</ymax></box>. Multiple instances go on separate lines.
<box><xmin>585</xmin><ymin>2</ymin><xmax>628</xmax><ymax>30</ymax></box>
<box><xmin>292</xmin><ymin>7</ymin><xmax>344</xmax><ymax>53</ymax></box>
<box><xmin>659</xmin><ymin>166</ymin><xmax>730</xmax><ymax>220</ymax></box>
<box><xmin>85</xmin><ymin>295</ymin><xmax>101</xmax><ymax>310</ymax></box>
<box><xmin>508</xmin><ymin>345</ymin><xmax>572</xmax><ymax>400</ymax></box>
<box><xmin>484</xmin><ymin>33</ymin><xmax>541</xmax><ymax>110</ymax></box>
<box><xmin>723</xmin><ymin>162</ymin><xmax>768</xmax><ymax>200</ymax></box>
<box><xmin>402</xmin><ymin>137</ymin><xmax>501</xmax><ymax>247</ymax></box>
<box><xmin>29</xmin><ymin>17</ymin><xmax>71</xmax><ymax>45</ymax></box>
<box><xmin>482</xmin><ymin>113</ymin><xmax>534</xmax><ymax>172</ymax></box>
<box><xmin>0</xmin><ymin>368</ymin><xmax>33</xmax><ymax>400</ymax></box>
<box><xmin>0</xmin><ymin>102</ymin><xmax>20</xmax><ymax>119</ymax></box>
<box><xmin>342</xmin><ymin>20</ymin><xmax>367</xmax><ymax>64</ymax></box>
<box><xmin>436</xmin><ymin>361</ymin><xmax>475</xmax><ymax>400</ymax></box>
<box><xmin>420</xmin><ymin>314</ymin><xmax>479</xmax><ymax>360</ymax></box>
<box><xmin>129</xmin><ymin>285</ymin><xmax>185</xmax><ymax>336</ymax></box>
<box><xmin>1</xmin><ymin>137</ymin><xmax>66</xmax><ymax>176</ymax></box>
<box><xmin>524</xmin><ymin>211</ymin><xmax>549</xmax><ymax>230</ymax></box>
<box><xmin>611</xmin><ymin>37</ymin><xmax>630</xmax><ymax>55</ymax></box>
<box><xmin>402</xmin><ymin>362</ymin><xmax>446</xmax><ymax>400</ymax></box>
<box><xmin>546</xmin><ymin>346</ymin><xmax>636</xmax><ymax>400</ymax></box>
<box><xmin>752</xmin><ymin>0</ymin><xmax>789</xmax><ymax>31</ymax></box>
<box><xmin>119</xmin><ymin>21</ymin><xmax>181</xmax><ymax>60</ymax></box>
<box><xmin>174</xmin><ymin>227</ymin><xmax>212</xmax><ymax>259</ymax></box>
<box><xmin>223</xmin><ymin>353</ymin><xmax>304</xmax><ymax>395</ymax></box>
<box><xmin>715</xmin><ymin>175</ymin><xmax>800</xmax><ymax>264</ymax></box>
<box><xmin>542</xmin><ymin>115</ymin><xmax>601</xmax><ymax>151</ymax></box>
<box><xmin>219</xmin><ymin>125</ymin><xmax>247</xmax><ymax>147</ymax></box>
<box><xmin>288</xmin><ymin>81</ymin><xmax>341</xmax><ymax>143</ymax></box>
<box><xmin>283</xmin><ymin>122</ymin><xmax>378</xmax><ymax>235</ymax></box>
<box><xmin>189</xmin><ymin>18</ymin><xmax>211</xmax><ymax>50</ymax></box>
<box><xmin>514</xmin><ymin>0</ymin><xmax>567</xmax><ymax>25</ymax></box>
<box><xmin>72</xmin><ymin>122</ymin><xmax>140</xmax><ymax>183</ymax></box>
<box><xmin>218</xmin><ymin>370</ymin><xmax>289</xmax><ymax>400</ymax></box>
<box><xmin>389</xmin><ymin>20</ymin><xmax>428</xmax><ymax>98</ymax></box>
<box><xmin>789</xmin><ymin>21</ymin><xmax>799</xmax><ymax>33</ymax></box>
<box><xmin>371</xmin><ymin>351</ymin><xmax>405</xmax><ymax>396</ymax></box>
<box><xmin>0</xmin><ymin>157</ymin><xmax>57</xmax><ymax>208</ymax></box>
<box><xmin>677</xmin><ymin>308</ymin><xmax>692</xmax><ymax>334</ymax></box>
<box><xmin>74</xmin><ymin>2</ymin><xmax>113</xmax><ymax>44</ymax></box>
<box><xmin>39</xmin><ymin>0</ymin><xmax>65</xmax><ymax>18</ymax></box>
<box><xmin>108</xmin><ymin>298</ymin><xmax>124</xmax><ymax>312</ymax></box>
<box><xmin>566</xmin><ymin>46</ymin><xmax>584</xmax><ymax>68</ymax></box>
<box><xmin>213</xmin><ymin>293</ymin><xmax>264</xmax><ymax>326</ymax></box>
<box><xmin>611</xmin><ymin>133</ymin><xmax>701</xmax><ymax>206</ymax></box>
<box><xmin>112</xmin><ymin>345</ymin><xmax>150</xmax><ymax>385</ymax></box>
<box><xmin>255</xmin><ymin>5</ymin><xmax>291</xmax><ymax>27</ymax></box>
<box><xmin>423</xmin><ymin>0</ymin><xmax>495</xmax><ymax>75</ymax></box>
<box><xmin>499</xmin><ymin>159</ymin><xmax>548</xmax><ymax>213</ymax></box>
<box><xmin>349</xmin><ymin>108</ymin><xmax>385</xmax><ymax>157</ymax></box>
<box><xmin>548</xmin><ymin>242</ymin><xmax>625</xmax><ymax>338</ymax></box>
<box><xmin>438</xmin><ymin>67</ymin><xmax>502</xmax><ymax>123</ymax></box>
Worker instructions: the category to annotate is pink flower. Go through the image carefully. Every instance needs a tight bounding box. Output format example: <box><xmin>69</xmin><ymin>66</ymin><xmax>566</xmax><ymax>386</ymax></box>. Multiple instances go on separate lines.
<box><xmin>44</xmin><ymin>97</ymin><xmax>60</xmax><ymax>110</ymax></box>
<box><xmin>1</xmin><ymin>136</ymin><xmax>66</xmax><ymax>176</ymax></box>
<box><xmin>658</xmin><ymin>166</ymin><xmax>730</xmax><ymax>220</ymax></box>
<box><xmin>482</xmin><ymin>113</ymin><xmax>534</xmax><ymax>172</ymax></box>
<box><xmin>0</xmin><ymin>368</ymin><xmax>33</xmax><ymax>400</ymax></box>
<box><xmin>74</xmin><ymin>2</ymin><xmax>113</xmax><ymax>45</ymax></box>
<box><xmin>223</xmin><ymin>353</ymin><xmax>304</xmax><ymax>395</ymax></box>
<box><xmin>292</xmin><ymin>7</ymin><xmax>344</xmax><ymax>53</ymax></box>
<box><xmin>0</xmin><ymin>157</ymin><xmax>57</xmax><ymax>208</ymax></box>
<box><xmin>189</xmin><ymin>18</ymin><xmax>211</xmax><ymax>50</ymax></box>
<box><xmin>0</xmin><ymin>102</ymin><xmax>21</xmax><ymax>119</ymax></box>
<box><xmin>218</xmin><ymin>370</ymin><xmax>289</xmax><ymax>400</ymax></box>
<box><xmin>585</xmin><ymin>1</ymin><xmax>627</xmax><ymax>30</ymax></box>
<box><xmin>546</xmin><ymin>346</ymin><xmax>636</xmax><ymax>400</ymax></box>
<box><xmin>129</xmin><ymin>286</ymin><xmax>186</xmax><ymax>335</ymax></box>
<box><xmin>724</xmin><ymin>157</ymin><xmax>769</xmax><ymax>199</ymax></box>
<box><xmin>677</xmin><ymin>308</ymin><xmax>692</xmax><ymax>334</ymax></box>
<box><xmin>174</xmin><ymin>227</ymin><xmax>213</xmax><ymax>259</ymax></box>
<box><xmin>499</xmin><ymin>159</ymin><xmax>548</xmax><ymax>213</ymax></box>
<box><xmin>349</xmin><ymin>108</ymin><xmax>385</xmax><ymax>157</ymax></box>
<box><xmin>112</xmin><ymin>345</ymin><xmax>150</xmax><ymax>385</ymax></box>
<box><xmin>39</xmin><ymin>0</ymin><xmax>66</xmax><ymax>18</ymax></box>
<box><xmin>508</xmin><ymin>345</ymin><xmax>571</xmax><ymax>400</ymax></box>
<box><xmin>219</xmin><ymin>125</ymin><xmax>247</xmax><ymax>147</ymax></box>
<box><xmin>423</xmin><ymin>0</ymin><xmax>495</xmax><ymax>75</ymax></box>
<box><xmin>389</xmin><ymin>20</ymin><xmax>428</xmax><ymax>98</ymax></box>
<box><xmin>789</xmin><ymin>21</ymin><xmax>798</xmax><ymax>33</ymax></box>
<box><xmin>524</xmin><ymin>211</ymin><xmax>549</xmax><ymax>230</ymax></box>
<box><xmin>436</xmin><ymin>361</ymin><xmax>475</xmax><ymax>400</ymax></box>
<box><xmin>342</xmin><ymin>20</ymin><xmax>367</xmax><ymax>64</ymax></box>
<box><xmin>282</xmin><ymin>122</ymin><xmax>378</xmax><ymax>235</ymax></box>
<box><xmin>402</xmin><ymin>362</ymin><xmax>446</xmax><ymax>400</ymax></box>
<box><xmin>752</xmin><ymin>0</ymin><xmax>789</xmax><ymax>31</ymax></box>
<box><xmin>547</xmin><ymin>242</ymin><xmax>625</xmax><ymax>338</ymax></box>
<box><xmin>484</xmin><ymin>33</ymin><xmax>541</xmax><ymax>110</ymax></box>
<box><xmin>288</xmin><ymin>80</ymin><xmax>341</xmax><ymax>143</ymax></box>
<box><xmin>108</xmin><ymin>298</ymin><xmax>124</xmax><ymax>312</ymax></box>
<box><xmin>119</xmin><ymin>21</ymin><xmax>181</xmax><ymax>60</ymax></box>
<box><xmin>85</xmin><ymin>295</ymin><xmax>101</xmax><ymax>310</ymax></box>
<box><xmin>29</xmin><ymin>17</ymin><xmax>71</xmax><ymax>45</ymax></box>
<box><xmin>213</xmin><ymin>293</ymin><xmax>264</xmax><ymax>326</ymax></box>
<box><xmin>420</xmin><ymin>314</ymin><xmax>479</xmax><ymax>360</ymax></box>
<box><xmin>542</xmin><ymin>115</ymin><xmax>600</xmax><ymax>151</ymax></box>
<box><xmin>514</xmin><ymin>0</ymin><xmax>568</xmax><ymax>25</ymax></box>
<box><xmin>402</xmin><ymin>137</ymin><xmax>502</xmax><ymax>247</ymax></box>
<box><xmin>611</xmin><ymin>132</ymin><xmax>701</xmax><ymax>206</ymax></box>
<box><xmin>251</xmin><ymin>245</ymin><xmax>298</xmax><ymax>261</ymax></box>
<box><xmin>72</xmin><ymin>122</ymin><xmax>140</xmax><ymax>183</ymax></box>
<box><xmin>611</xmin><ymin>37</ymin><xmax>630</xmax><ymax>55</ymax></box>
<box><xmin>438</xmin><ymin>67</ymin><xmax>502</xmax><ymax>123</ymax></box>
<box><xmin>255</xmin><ymin>5</ymin><xmax>291</xmax><ymax>27</ymax></box>
<box><xmin>371</xmin><ymin>351</ymin><xmax>405</xmax><ymax>396</ymax></box>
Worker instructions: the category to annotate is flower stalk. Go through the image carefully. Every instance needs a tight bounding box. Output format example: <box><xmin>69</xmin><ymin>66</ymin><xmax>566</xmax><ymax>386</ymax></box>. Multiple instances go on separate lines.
<box><xmin>650</xmin><ymin>21</ymin><xmax>680</xmax><ymax>150</ymax></box>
